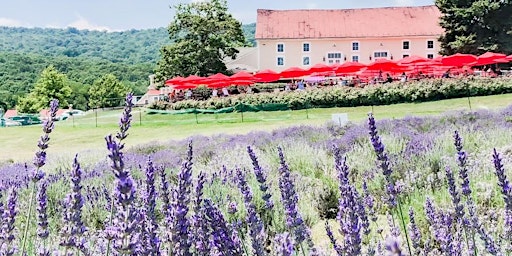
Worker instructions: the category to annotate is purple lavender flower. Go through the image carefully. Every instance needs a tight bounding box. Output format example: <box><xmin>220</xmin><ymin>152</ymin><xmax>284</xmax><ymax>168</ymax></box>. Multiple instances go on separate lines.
<box><xmin>236</xmin><ymin>168</ymin><xmax>267</xmax><ymax>256</ymax></box>
<box><xmin>36</xmin><ymin>181</ymin><xmax>50</xmax><ymax>256</ymax></box>
<box><xmin>0</xmin><ymin>188</ymin><xmax>18</xmax><ymax>256</ymax></box>
<box><xmin>277</xmin><ymin>147</ymin><xmax>317</xmax><ymax>255</ymax></box>
<box><xmin>453</xmin><ymin>131</ymin><xmax>472</xmax><ymax>197</ymax></box>
<box><xmin>324</xmin><ymin>222</ymin><xmax>343</xmax><ymax>255</ymax></box>
<box><xmin>247</xmin><ymin>146</ymin><xmax>274</xmax><ymax>210</ymax></box>
<box><xmin>105</xmin><ymin>135</ymin><xmax>139</xmax><ymax>254</ymax></box>
<box><xmin>367</xmin><ymin>113</ymin><xmax>397</xmax><ymax>208</ymax></box>
<box><xmin>192</xmin><ymin>172</ymin><xmax>209</xmax><ymax>256</ymax></box>
<box><xmin>21</xmin><ymin>99</ymin><xmax>59</xmax><ymax>255</ymax></box>
<box><xmin>445</xmin><ymin>166</ymin><xmax>464</xmax><ymax>222</ymax></box>
<box><xmin>59</xmin><ymin>155</ymin><xmax>88</xmax><ymax>254</ymax></box>
<box><xmin>227</xmin><ymin>201</ymin><xmax>238</xmax><ymax>215</ymax></box>
<box><xmin>333</xmin><ymin>147</ymin><xmax>362</xmax><ymax>255</ymax></box>
<box><xmin>202</xmin><ymin>199</ymin><xmax>242</xmax><ymax>255</ymax></box>
<box><xmin>273</xmin><ymin>233</ymin><xmax>294</xmax><ymax>256</ymax></box>
<box><xmin>492</xmin><ymin>149</ymin><xmax>512</xmax><ymax>250</ymax></box>
<box><xmin>385</xmin><ymin>236</ymin><xmax>403</xmax><ymax>256</ymax></box>
<box><xmin>116</xmin><ymin>93</ymin><xmax>133</xmax><ymax>142</ymax></box>
<box><xmin>408</xmin><ymin>207</ymin><xmax>421</xmax><ymax>255</ymax></box>
<box><xmin>169</xmin><ymin>141</ymin><xmax>194</xmax><ymax>256</ymax></box>
<box><xmin>141</xmin><ymin>158</ymin><xmax>160</xmax><ymax>255</ymax></box>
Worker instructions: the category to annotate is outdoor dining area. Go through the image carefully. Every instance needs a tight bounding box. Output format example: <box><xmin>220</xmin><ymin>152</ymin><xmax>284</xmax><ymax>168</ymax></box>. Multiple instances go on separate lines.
<box><xmin>164</xmin><ymin>52</ymin><xmax>512</xmax><ymax>102</ymax></box>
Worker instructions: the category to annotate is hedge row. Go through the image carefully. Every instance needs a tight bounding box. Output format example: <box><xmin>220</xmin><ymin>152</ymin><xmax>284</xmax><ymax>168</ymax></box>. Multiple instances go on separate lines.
<box><xmin>149</xmin><ymin>78</ymin><xmax>512</xmax><ymax>111</ymax></box>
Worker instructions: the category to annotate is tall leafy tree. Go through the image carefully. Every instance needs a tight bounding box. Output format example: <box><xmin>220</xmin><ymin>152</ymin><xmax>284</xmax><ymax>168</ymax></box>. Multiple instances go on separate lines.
<box><xmin>155</xmin><ymin>0</ymin><xmax>246</xmax><ymax>80</ymax></box>
<box><xmin>436</xmin><ymin>0</ymin><xmax>512</xmax><ymax>55</ymax></box>
<box><xmin>88</xmin><ymin>73</ymin><xmax>129</xmax><ymax>108</ymax></box>
<box><xmin>18</xmin><ymin>65</ymin><xmax>72</xmax><ymax>113</ymax></box>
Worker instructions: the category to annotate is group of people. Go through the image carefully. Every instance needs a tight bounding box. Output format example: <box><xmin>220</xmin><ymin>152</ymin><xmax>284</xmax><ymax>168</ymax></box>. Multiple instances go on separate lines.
<box><xmin>166</xmin><ymin>66</ymin><xmax>510</xmax><ymax>102</ymax></box>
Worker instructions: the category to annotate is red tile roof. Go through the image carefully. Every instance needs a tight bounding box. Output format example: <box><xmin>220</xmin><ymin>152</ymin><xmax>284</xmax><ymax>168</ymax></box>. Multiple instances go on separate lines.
<box><xmin>39</xmin><ymin>109</ymin><xmax>68</xmax><ymax>117</ymax></box>
<box><xmin>147</xmin><ymin>89</ymin><xmax>162</xmax><ymax>96</ymax></box>
<box><xmin>3</xmin><ymin>109</ymin><xmax>17</xmax><ymax>118</ymax></box>
<box><xmin>255</xmin><ymin>5</ymin><xmax>443</xmax><ymax>39</ymax></box>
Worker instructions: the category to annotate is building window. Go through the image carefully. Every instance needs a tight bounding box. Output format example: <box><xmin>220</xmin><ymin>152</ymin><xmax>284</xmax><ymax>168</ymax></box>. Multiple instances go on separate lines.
<box><xmin>374</xmin><ymin>52</ymin><xmax>388</xmax><ymax>58</ymax></box>
<box><xmin>277</xmin><ymin>43</ymin><xmax>284</xmax><ymax>53</ymax></box>
<box><xmin>277</xmin><ymin>57</ymin><xmax>284</xmax><ymax>66</ymax></box>
<box><xmin>427</xmin><ymin>40</ymin><xmax>434</xmax><ymax>49</ymax></box>
<box><xmin>427</xmin><ymin>54</ymin><xmax>434</xmax><ymax>59</ymax></box>
<box><xmin>327</xmin><ymin>52</ymin><xmax>342</xmax><ymax>64</ymax></box>
<box><xmin>303</xmin><ymin>43</ymin><xmax>310</xmax><ymax>52</ymax></box>
<box><xmin>351</xmin><ymin>55</ymin><xmax>359</xmax><ymax>62</ymax></box>
<box><xmin>352</xmin><ymin>42</ymin><xmax>359</xmax><ymax>51</ymax></box>
<box><xmin>403</xmin><ymin>54</ymin><xmax>410</xmax><ymax>58</ymax></box>
<box><xmin>403</xmin><ymin>41</ymin><xmax>410</xmax><ymax>50</ymax></box>
<box><xmin>302</xmin><ymin>56</ymin><xmax>310</xmax><ymax>66</ymax></box>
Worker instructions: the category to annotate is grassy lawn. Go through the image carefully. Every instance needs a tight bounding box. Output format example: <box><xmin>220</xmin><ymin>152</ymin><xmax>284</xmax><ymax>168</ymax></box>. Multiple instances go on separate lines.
<box><xmin>2</xmin><ymin>93</ymin><xmax>512</xmax><ymax>163</ymax></box>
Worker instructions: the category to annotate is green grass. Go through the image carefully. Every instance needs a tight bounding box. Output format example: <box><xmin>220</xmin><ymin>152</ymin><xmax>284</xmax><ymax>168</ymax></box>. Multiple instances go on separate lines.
<box><xmin>2</xmin><ymin>93</ymin><xmax>512</xmax><ymax>163</ymax></box>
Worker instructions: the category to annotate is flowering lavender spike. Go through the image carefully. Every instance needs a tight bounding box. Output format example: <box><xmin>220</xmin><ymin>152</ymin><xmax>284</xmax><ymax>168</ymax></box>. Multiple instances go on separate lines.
<box><xmin>203</xmin><ymin>199</ymin><xmax>242</xmax><ymax>255</ymax></box>
<box><xmin>408</xmin><ymin>207</ymin><xmax>422</xmax><ymax>255</ymax></box>
<box><xmin>236</xmin><ymin>168</ymin><xmax>267</xmax><ymax>256</ymax></box>
<box><xmin>105</xmin><ymin>135</ymin><xmax>139</xmax><ymax>254</ymax></box>
<box><xmin>367</xmin><ymin>113</ymin><xmax>397</xmax><ymax>209</ymax></box>
<box><xmin>21</xmin><ymin>99</ymin><xmax>59</xmax><ymax>256</ymax></box>
<box><xmin>142</xmin><ymin>158</ymin><xmax>160</xmax><ymax>255</ymax></box>
<box><xmin>445</xmin><ymin>166</ymin><xmax>464</xmax><ymax>222</ymax></box>
<box><xmin>277</xmin><ymin>147</ymin><xmax>317</xmax><ymax>255</ymax></box>
<box><xmin>36</xmin><ymin>180</ymin><xmax>50</xmax><ymax>256</ymax></box>
<box><xmin>0</xmin><ymin>188</ymin><xmax>18</xmax><ymax>256</ymax></box>
<box><xmin>247</xmin><ymin>146</ymin><xmax>274</xmax><ymax>210</ymax></box>
<box><xmin>116</xmin><ymin>93</ymin><xmax>133</xmax><ymax>142</ymax></box>
<box><xmin>273</xmin><ymin>233</ymin><xmax>294</xmax><ymax>256</ymax></box>
<box><xmin>453</xmin><ymin>131</ymin><xmax>472</xmax><ymax>197</ymax></box>
<box><xmin>169</xmin><ymin>141</ymin><xmax>194</xmax><ymax>256</ymax></box>
<box><xmin>192</xmin><ymin>172</ymin><xmax>209</xmax><ymax>256</ymax></box>
<box><xmin>324</xmin><ymin>221</ymin><xmax>343</xmax><ymax>255</ymax></box>
<box><xmin>59</xmin><ymin>155</ymin><xmax>88</xmax><ymax>254</ymax></box>
<box><xmin>492</xmin><ymin>149</ymin><xmax>512</xmax><ymax>250</ymax></box>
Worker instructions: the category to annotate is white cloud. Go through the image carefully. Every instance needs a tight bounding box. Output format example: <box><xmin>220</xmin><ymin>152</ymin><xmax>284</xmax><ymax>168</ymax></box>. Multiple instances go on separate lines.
<box><xmin>394</xmin><ymin>0</ymin><xmax>415</xmax><ymax>6</ymax></box>
<box><xmin>306</xmin><ymin>2</ymin><xmax>319</xmax><ymax>9</ymax></box>
<box><xmin>67</xmin><ymin>16</ymin><xmax>112</xmax><ymax>32</ymax></box>
<box><xmin>0</xmin><ymin>17</ymin><xmax>26</xmax><ymax>27</ymax></box>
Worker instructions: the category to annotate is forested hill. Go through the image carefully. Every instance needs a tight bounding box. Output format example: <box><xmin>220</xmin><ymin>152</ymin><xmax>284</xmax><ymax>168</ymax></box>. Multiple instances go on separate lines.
<box><xmin>0</xmin><ymin>24</ymin><xmax>255</xmax><ymax>110</ymax></box>
<box><xmin>0</xmin><ymin>24</ymin><xmax>256</xmax><ymax>64</ymax></box>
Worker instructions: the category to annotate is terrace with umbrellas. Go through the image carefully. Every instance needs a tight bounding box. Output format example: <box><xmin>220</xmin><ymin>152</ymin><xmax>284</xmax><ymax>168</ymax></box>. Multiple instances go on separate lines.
<box><xmin>158</xmin><ymin>52</ymin><xmax>512</xmax><ymax>103</ymax></box>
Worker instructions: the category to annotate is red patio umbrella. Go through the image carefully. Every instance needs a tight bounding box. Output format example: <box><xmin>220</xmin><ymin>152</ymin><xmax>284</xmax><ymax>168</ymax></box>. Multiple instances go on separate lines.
<box><xmin>230</xmin><ymin>71</ymin><xmax>255</xmax><ymax>81</ymax></box>
<box><xmin>230</xmin><ymin>79</ymin><xmax>255</xmax><ymax>86</ymax></box>
<box><xmin>507</xmin><ymin>55</ymin><xmax>512</xmax><ymax>60</ymax></box>
<box><xmin>254</xmin><ymin>69</ymin><xmax>280</xmax><ymax>82</ymax></box>
<box><xmin>441</xmin><ymin>53</ymin><xmax>477</xmax><ymax>67</ymax></box>
<box><xmin>335</xmin><ymin>62</ymin><xmax>367</xmax><ymax>74</ymax></box>
<box><xmin>164</xmin><ymin>76</ymin><xmax>184</xmax><ymax>85</ymax></box>
<box><xmin>207</xmin><ymin>80</ymin><xmax>232</xmax><ymax>88</ymax></box>
<box><xmin>279</xmin><ymin>67</ymin><xmax>308</xmax><ymax>79</ymax></box>
<box><xmin>170</xmin><ymin>83</ymin><xmax>197</xmax><ymax>90</ymax></box>
<box><xmin>397</xmin><ymin>55</ymin><xmax>431</xmax><ymax>65</ymax></box>
<box><xmin>307</xmin><ymin>63</ymin><xmax>334</xmax><ymax>74</ymax></box>
<box><xmin>366</xmin><ymin>59</ymin><xmax>399</xmax><ymax>71</ymax></box>
<box><xmin>204</xmin><ymin>73</ymin><xmax>230</xmax><ymax>84</ymax></box>
<box><xmin>181</xmin><ymin>75</ymin><xmax>205</xmax><ymax>84</ymax></box>
<box><xmin>472</xmin><ymin>52</ymin><xmax>508</xmax><ymax>66</ymax></box>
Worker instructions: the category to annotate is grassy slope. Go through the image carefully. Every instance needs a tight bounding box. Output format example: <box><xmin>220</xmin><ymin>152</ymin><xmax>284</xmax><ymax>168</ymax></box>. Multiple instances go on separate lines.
<box><xmin>2</xmin><ymin>93</ymin><xmax>512</xmax><ymax>163</ymax></box>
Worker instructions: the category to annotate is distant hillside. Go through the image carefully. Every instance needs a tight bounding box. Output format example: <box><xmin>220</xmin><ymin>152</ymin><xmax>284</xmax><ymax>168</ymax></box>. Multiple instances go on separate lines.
<box><xmin>0</xmin><ymin>24</ymin><xmax>256</xmax><ymax>110</ymax></box>
<box><xmin>0</xmin><ymin>23</ymin><xmax>256</xmax><ymax>64</ymax></box>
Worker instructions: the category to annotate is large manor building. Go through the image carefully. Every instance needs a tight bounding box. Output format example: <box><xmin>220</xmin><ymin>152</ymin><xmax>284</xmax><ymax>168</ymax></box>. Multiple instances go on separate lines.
<box><xmin>245</xmin><ymin>5</ymin><xmax>444</xmax><ymax>72</ymax></box>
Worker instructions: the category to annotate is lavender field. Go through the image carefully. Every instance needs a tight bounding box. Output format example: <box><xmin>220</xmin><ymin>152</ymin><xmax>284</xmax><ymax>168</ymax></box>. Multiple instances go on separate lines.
<box><xmin>1</xmin><ymin>94</ymin><xmax>512</xmax><ymax>255</ymax></box>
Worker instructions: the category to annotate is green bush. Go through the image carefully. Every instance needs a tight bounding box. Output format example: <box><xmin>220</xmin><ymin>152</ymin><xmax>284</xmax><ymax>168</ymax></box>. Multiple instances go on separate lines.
<box><xmin>150</xmin><ymin>78</ymin><xmax>512</xmax><ymax>111</ymax></box>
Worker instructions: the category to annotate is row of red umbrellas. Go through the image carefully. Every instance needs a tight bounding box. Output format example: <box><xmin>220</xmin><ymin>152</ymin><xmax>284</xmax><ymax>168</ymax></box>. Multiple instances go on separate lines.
<box><xmin>165</xmin><ymin>52</ymin><xmax>512</xmax><ymax>89</ymax></box>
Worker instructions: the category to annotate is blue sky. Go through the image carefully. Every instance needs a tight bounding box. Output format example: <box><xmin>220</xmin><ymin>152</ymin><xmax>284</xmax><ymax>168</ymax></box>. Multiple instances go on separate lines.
<box><xmin>0</xmin><ymin>0</ymin><xmax>434</xmax><ymax>31</ymax></box>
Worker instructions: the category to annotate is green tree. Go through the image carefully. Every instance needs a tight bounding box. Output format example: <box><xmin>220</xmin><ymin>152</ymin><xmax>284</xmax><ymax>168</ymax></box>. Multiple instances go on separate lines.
<box><xmin>18</xmin><ymin>65</ymin><xmax>72</xmax><ymax>113</ymax></box>
<box><xmin>155</xmin><ymin>0</ymin><xmax>245</xmax><ymax>80</ymax></box>
<box><xmin>436</xmin><ymin>0</ymin><xmax>512</xmax><ymax>55</ymax></box>
<box><xmin>88</xmin><ymin>73</ymin><xmax>129</xmax><ymax>108</ymax></box>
